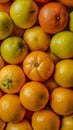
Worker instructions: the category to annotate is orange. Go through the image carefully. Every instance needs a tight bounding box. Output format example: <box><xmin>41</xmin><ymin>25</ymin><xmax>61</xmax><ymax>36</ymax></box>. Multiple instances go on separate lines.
<box><xmin>60</xmin><ymin>114</ymin><xmax>73</xmax><ymax>130</ymax></box>
<box><xmin>38</xmin><ymin>2</ymin><xmax>69</xmax><ymax>34</ymax></box>
<box><xmin>44</xmin><ymin>77</ymin><xmax>59</xmax><ymax>92</ymax></box>
<box><xmin>0</xmin><ymin>65</ymin><xmax>26</xmax><ymax>93</ymax></box>
<box><xmin>32</xmin><ymin>109</ymin><xmax>60</xmax><ymax>130</ymax></box>
<box><xmin>0</xmin><ymin>94</ymin><xmax>26</xmax><ymax>122</ymax></box>
<box><xmin>0</xmin><ymin>55</ymin><xmax>5</xmax><ymax>70</ymax></box>
<box><xmin>23</xmin><ymin>51</ymin><xmax>54</xmax><ymax>82</ymax></box>
<box><xmin>57</xmin><ymin>0</ymin><xmax>73</xmax><ymax>7</ymax></box>
<box><xmin>6</xmin><ymin>119</ymin><xmax>32</xmax><ymax>130</ymax></box>
<box><xmin>0</xmin><ymin>118</ymin><xmax>6</xmax><ymax>130</ymax></box>
<box><xmin>1</xmin><ymin>36</ymin><xmax>28</xmax><ymax>64</ymax></box>
<box><xmin>20</xmin><ymin>81</ymin><xmax>49</xmax><ymax>111</ymax></box>
<box><xmin>23</xmin><ymin>26</ymin><xmax>50</xmax><ymax>51</ymax></box>
<box><xmin>54</xmin><ymin>59</ymin><xmax>73</xmax><ymax>87</ymax></box>
<box><xmin>50</xmin><ymin>87</ymin><xmax>73</xmax><ymax>116</ymax></box>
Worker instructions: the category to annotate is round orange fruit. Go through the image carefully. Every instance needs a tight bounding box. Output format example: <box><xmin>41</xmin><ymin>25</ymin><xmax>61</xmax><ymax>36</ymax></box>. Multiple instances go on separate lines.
<box><xmin>23</xmin><ymin>51</ymin><xmax>54</xmax><ymax>82</ymax></box>
<box><xmin>0</xmin><ymin>94</ymin><xmax>26</xmax><ymax>122</ymax></box>
<box><xmin>50</xmin><ymin>87</ymin><xmax>73</xmax><ymax>116</ymax></box>
<box><xmin>38</xmin><ymin>2</ymin><xmax>69</xmax><ymax>34</ymax></box>
<box><xmin>20</xmin><ymin>81</ymin><xmax>49</xmax><ymax>111</ymax></box>
<box><xmin>0</xmin><ymin>65</ymin><xmax>26</xmax><ymax>93</ymax></box>
<box><xmin>23</xmin><ymin>26</ymin><xmax>50</xmax><ymax>51</ymax></box>
<box><xmin>6</xmin><ymin>119</ymin><xmax>32</xmax><ymax>130</ymax></box>
<box><xmin>32</xmin><ymin>109</ymin><xmax>60</xmax><ymax>130</ymax></box>
<box><xmin>54</xmin><ymin>59</ymin><xmax>73</xmax><ymax>87</ymax></box>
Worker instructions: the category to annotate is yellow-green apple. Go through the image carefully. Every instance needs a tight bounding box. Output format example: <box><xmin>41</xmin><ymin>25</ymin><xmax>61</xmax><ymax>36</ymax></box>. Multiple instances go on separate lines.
<box><xmin>0</xmin><ymin>11</ymin><xmax>13</xmax><ymax>40</ymax></box>
<box><xmin>50</xmin><ymin>31</ymin><xmax>73</xmax><ymax>59</ymax></box>
<box><xmin>69</xmin><ymin>11</ymin><xmax>73</xmax><ymax>31</ymax></box>
<box><xmin>23</xmin><ymin>26</ymin><xmax>50</xmax><ymax>51</ymax></box>
<box><xmin>10</xmin><ymin>0</ymin><xmax>38</xmax><ymax>29</ymax></box>
<box><xmin>1</xmin><ymin>36</ymin><xmax>28</xmax><ymax>64</ymax></box>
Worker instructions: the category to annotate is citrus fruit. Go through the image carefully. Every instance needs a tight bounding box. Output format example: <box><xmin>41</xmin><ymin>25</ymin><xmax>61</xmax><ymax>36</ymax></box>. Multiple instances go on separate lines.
<box><xmin>38</xmin><ymin>2</ymin><xmax>69</xmax><ymax>34</ymax></box>
<box><xmin>32</xmin><ymin>109</ymin><xmax>60</xmax><ymax>130</ymax></box>
<box><xmin>6</xmin><ymin>119</ymin><xmax>32</xmax><ymax>130</ymax></box>
<box><xmin>0</xmin><ymin>94</ymin><xmax>26</xmax><ymax>122</ymax></box>
<box><xmin>1</xmin><ymin>36</ymin><xmax>28</xmax><ymax>64</ymax></box>
<box><xmin>23</xmin><ymin>51</ymin><xmax>54</xmax><ymax>82</ymax></box>
<box><xmin>20</xmin><ymin>81</ymin><xmax>49</xmax><ymax>111</ymax></box>
<box><xmin>10</xmin><ymin>0</ymin><xmax>38</xmax><ymax>29</ymax></box>
<box><xmin>50</xmin><ymin>87</ymin><xmax>73</xmax><ymax>116</ymax></box>
<box><xmin>24</xmin><ymin>26</ymin><xmax>50</xmax><ymax>51</ymax></box>
<box><xmin>50</xmin><ymin>31</ymin><xmax>73</xmax><ymax>59</ymax></box>
<box><xmin>0</xmin><ymin>65</ymin><xmax>26</xmax><ymax>93</ymax></box>
<box><xmin>54</xmin><ymin>59</ymin><xmax>73</xmax><ymax>87</ymax></box>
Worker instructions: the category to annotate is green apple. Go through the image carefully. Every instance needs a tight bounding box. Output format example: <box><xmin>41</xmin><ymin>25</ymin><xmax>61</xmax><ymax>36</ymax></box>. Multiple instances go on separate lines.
<box><xmin>69</xmin><ymin>11</ymin><xmax>73</xmax><ymax>31</ymax></box>
<box><xmin>50</xmin><ymin>31</ymin><xmax>73</xmax><ymax>59</ymax></box>
<box><xmin>24</xmin><ymin>26</ymin><xmax>50</xmax><ymax>51</ymax></box>
<box><xmin>10</xmin><ymin>0</ymin><xmax>38</xmax><ymax>29</ymax></box>
<box><xmin>1</xmin><ymin>36</ymin><xmax>28</xmax><ymax>64</ymax></box>
<box><xmin>0</xmin><ymin>11</ymin><xmax>13</xmax><ymax>40</ymax></box>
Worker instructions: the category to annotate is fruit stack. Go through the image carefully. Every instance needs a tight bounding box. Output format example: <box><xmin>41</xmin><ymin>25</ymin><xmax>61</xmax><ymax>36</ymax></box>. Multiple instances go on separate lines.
<box><xmin>0</xmin><ymin>0</ymin><xmax>73</xmax><ymax>130</ymax></box>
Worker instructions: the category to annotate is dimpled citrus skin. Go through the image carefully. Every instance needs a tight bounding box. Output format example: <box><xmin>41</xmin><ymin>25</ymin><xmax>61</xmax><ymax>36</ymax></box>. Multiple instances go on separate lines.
<box><xmin>32</xmin><ymin>109</ymin><xmax>60</xmax><ymax>130</ymax></box>
<box><xmin>0</xmin><ymin>94</ymin><xmax>26</xmax><ymax>122</ymax></box>
<box><xmin>20</xmin><ymin>81</ymin><xmax>49</xmax><ymax>111</ymax></box>
<box><xmin>50</xmin><ymin>87</ymin><xmax>73</xmax><ymax>116</ymax></box>
<box><xmin>54</xmin><ymin>59</ymin><xmax>73</xmax><ymax>87</ymax></box>
<box><xmin>23</xmin><ymin>51</ymin><xmax>54</xmax><ymax>82</ymax></box>
<box><xmin>50</xmin><ymin>31</ymin><xmax>73</xmax><ymax>59</ymax></box>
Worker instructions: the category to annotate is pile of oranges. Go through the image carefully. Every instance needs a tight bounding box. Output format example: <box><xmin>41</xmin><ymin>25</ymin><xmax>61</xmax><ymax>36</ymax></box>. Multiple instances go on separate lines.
<box><xmin>0</xmin><ymin>0</ymin><xmax>73</xmax><ymax>130</ymax></box>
